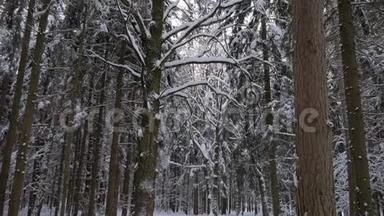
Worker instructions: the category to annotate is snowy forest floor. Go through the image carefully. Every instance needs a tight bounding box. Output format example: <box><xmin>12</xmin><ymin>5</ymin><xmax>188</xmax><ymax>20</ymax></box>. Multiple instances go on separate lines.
<box><xmin>16</xmin><ymin>207</ymin><xmax>259</xmax><ymax>216</ymax></box>
<box><xmin>154</xmin><ymin>211</ymin><xmax>257</xmax><ymax>216</ymax></box>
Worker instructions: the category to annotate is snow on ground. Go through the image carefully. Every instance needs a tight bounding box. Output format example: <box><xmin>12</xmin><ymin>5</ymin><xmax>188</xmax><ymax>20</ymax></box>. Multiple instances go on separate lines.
<box><xmin>154</xmin><ymin>211</ymin><xmax>259</xmax><ymax>216</ymax></box>
<box><xmin>16</xmin><ymin>206</ymin><xmax>259</xmax><ymax>216</ymax></box>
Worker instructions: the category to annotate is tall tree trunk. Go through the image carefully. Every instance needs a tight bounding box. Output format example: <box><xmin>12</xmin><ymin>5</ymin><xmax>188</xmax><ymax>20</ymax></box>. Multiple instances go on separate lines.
<box><xmin>293</xmin><ymin>0</ymin><xmax>336</xmax><ymax>214</ymax></box>
<box><xmin>193</xmin><ymin>150</ymin><xmax>199</xmax><ymax>215</ymax></box>
<box><xmin>0</xmin><ymin>0</ymin><xmax>36</xmax><ymax>213</ymax></box>
<box><xmin>121</xmin><ymin>137</ymin><xmax>132</xmax><ymax>216</ymax></box>
<box><xmin>258</xmin><ymin>175</ymin><xmax>268</xmax><ymax>216</ymax></box>
<box><xmin>337</xmin><ymin>0</ymin><xmax>375</xmax><ymax>215</ymax></box>
<box><xmin>65</xmin><ymin>131</ymin><xmax>81</xmax><ymax>214</ymax></box>
<box><xmin>27</xmin><ymin>137</ymin><xmax>43</xmax><ymax>216</ymax></box>
<box><xmin>54</xmin><ymin>139</ymin><xmax>65</xmax><ymax>216</ymax></box>
<box><xmin>73</xmin><ymin>76</ymin><xmax>94</xmax><ymax>216</ymax></box>
<box><xmin>132</xmin><ymin>0</ymin><xmax>164</xmax><ymax>215</ymax></box>
<box><xmin>0</xmin><ymin>72</ymin><xmax>12</xmax><ymax>147</ymax></box>
<box><xmin>212</xmin><ymin>125</ymin><xmax>221</xmax><ymax>216</ymax></box>
<box><xmin>7</xmin><ymin>0</ymin><xmax>51</xmax><ymax>215</ymax></box>
<box><xmin>121</xmin><ymin>90</ymin><xmax>135</xmax><ymax>216</ymax></box>
<box><xmin>59</xmin><ymin>74</ymin><xmax>74</xmax><ymax>216</ymax></box>
<box><xmin>27</xmin><ymin>74</ymin><xmax>50</xmax><ymax>216</ymax></box>
<box><xmin>60</xmin><ymin>12</ymin><xmax>87</xmax><ymax>214</ymax></box>
<box><xmin>253</xmin><ymin>164</ymin><xmax>268</xmax><ymax>216</ymax></box>
<box><xmin>87</xmin><ymin>71</ymin><xmax>107</xmax><ymax>216</ymax></box>
<box><xmin>106</xmin><ymin>71</ymin><xmax>124</xmax><ymax>216</ymax></box>
<box><xmin>261</xmin><ymin>12</ymin><xmax>281</xmax><ymax>216</ymax></box>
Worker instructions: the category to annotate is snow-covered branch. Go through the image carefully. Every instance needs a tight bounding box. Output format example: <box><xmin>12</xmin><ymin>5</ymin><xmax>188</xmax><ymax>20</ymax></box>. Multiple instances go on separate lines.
<box><xmin>87</xmin><ymin>50</ymin><xmax>141</xmax><ymax>78</ymax></box>
<box><xmin>159</xmin><ymin>80</ymin><xmax>244</xmax><ymax>108</ymax></box>
<box><xmin>164</xmin><ymin>54</ymin><xmax>266</xmax><ymax>68</ymax></box>
<box><xmin>164</xmin><ymin>57</ymin><xmax>236</xmax><ymax>68</ymax></box>
<box><xmin>162</xmin><ymin>0</ymin><xmax>242</xmax><ymax>41</ymax></box>
<box><xmin>116</xmin><ymin>0</ymin><xmax>146</xmax><ymax>65</ymax></box>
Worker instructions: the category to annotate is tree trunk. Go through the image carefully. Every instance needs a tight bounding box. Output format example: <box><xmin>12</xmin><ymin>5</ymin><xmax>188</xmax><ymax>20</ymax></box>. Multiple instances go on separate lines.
<box><xmin>337</xmin><ymin>0</ymin><xmax>375</xmax><ymax>215</ymax></box>
<box><xmin>261</xmin><ymin>12</ymin><xmax>281</xmax><ymax>216</ymax></box>
<box><xmin>293</xmin><ymin>0</ymin><xmax>336</xmax><ymax>214</ymax></box>
<box><xmin>73</xmin><ymin>76</ymin><xmax>94</xmax><ymax>216</ymax></box>
<box><xmin>27</xmin><ymin>75</ymin><xmax>50</xmax><ymax>215</ymax></box>
<box><xmin>27</xmin><ymin>137</ymin><xmax>43</xmax><ymax>216</ymax></box>
<box><xmin>0</xmin><ymin>72</ymin><xmax>12</xmax><ymax>148</ymax></box>
<box><xmin>66</xmin><ymin>131</ymin><xmax>81</xmax><ymax>214</ymax></box>
<box><xmin>106</xmin><ymin>71</ymin><xmax>124</xmax><ymax>216</ymax></box>
<box><xmin>212</xmin><ymin>125</ymin><xmax>221</xmax><ymax>216</ymax></box>
<box><xmin>0</xmin><ymin>0</ymin><xmax>36</xmax><ymax>213</ymax></box>
<box><xmin>132</xmin><ymin>0</ymin><xmax>164</xmax><ymax>216</ymax></box>
<box><xmin>87</xmin><ymin>71</ymin><xmax>107</xmax><ymax>216</ymax></box>
<box><xmin>54</xmin><ymin>139</ymin><xmax>65</xmax><ymax>216</ymax></box>
<box><xmin>121</xmin><ymin>139</ymin><xmax>132</xmax><ymax>216</ymax></box>
<box><xmin>256</xmin><ymin>167</ymin><xmax>268</xmax><ymax>216</ymax></box>
<box><xmin>59</xmin><ymin>23</ymin><xmax>86</xmax><ymax>216</ymax></box>
<box><xmin>193</xmin><ymin>162</ymin><xmax>199</xmax><ymax>215</ymax></box>
<box><xmin>7</xmin><ymin>0</ymin><xmax>51</xmax><ymax>215</ymax></box>
<box><xmin>121</xmin><ymin>90</ymin><xmax>135</xmax><ymax>216</ymax></box>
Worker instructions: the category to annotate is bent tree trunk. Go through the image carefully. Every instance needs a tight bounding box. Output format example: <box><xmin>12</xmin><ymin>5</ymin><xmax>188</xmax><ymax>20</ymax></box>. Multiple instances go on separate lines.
<box><xmin>7</xmin><ymin>0</ymin><xmax>51</xmax><ymax>215</ymax></box>
<box><xmin>292</xmin><ymin>0</ymin><xmax>336</xmax><ymax>215</ymax></box>
<box><xmin>0</xmin><ymin>0</ymin><xmax>36</xmax><ymax>213</ymax></box>
<box><xmin>337</xmin><ymin>0</ymin><xmax>375</xmax><ymax>215</ymax></box>
<box><xmin>132</xmin><ymin>0</ymin><xmax>164</xmax><ymax>216</ymax></box>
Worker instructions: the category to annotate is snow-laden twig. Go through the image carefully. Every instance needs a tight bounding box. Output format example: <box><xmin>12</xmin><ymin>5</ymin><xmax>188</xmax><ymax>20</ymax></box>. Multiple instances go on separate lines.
<box><xmin>33</xmin><ymin>0</ymin><xmax>53</xmax><ymax>18</ymax></box>
<box><xmin>163</xmin><ymin>0</ymin><xmax>180</xmax><ymax>21</ymax></box>
<box><xmin>164</xmin><ymin>54</ymin><xmax>268</xmax><ymax>69</ymax></box>
<box><xmin>116</xmin><ymin>0</ymin><xmax>146</xmax><ymax>65</ymax></box>
<box><xmin>162</xmin><ymin>0</ymin><xmax>242</xmax><ymax>42</ymax></box>
<box><xmin>164</xmin><ymin>56</ymin><xmax>237</xmax><ymax>68</ymax></box>
<box><xmin>163</xmin><ymin>2</ymin><xmax>220</xmax><ymax>41</ymax></box>
<box><xmin>160</xmin><ymin>33</ymin><xmax>219</xmax><ymax>65</ymax></box>
<box><xmin>132</xmin><ymin>12</ymin><xmax>151</xmax><ymax>39</ymax></box>
<box><xmin>158</xmin><ymin>80</ymin><xmax>244</xmax><ymax>108</ymax></box>
<box><xmin>159</xmin><ymin>80</ymin><xmax>210</xmax><ymax>98</ymax></box>
<box><xmin>192</xmin><ymin>137</ymin><xmax>211</xmax><ymax>162</ymax></box>
<box><xmin>87</xmin><ymin>50</ymin><xmax>141</xmax><ymax>78</ymax></box>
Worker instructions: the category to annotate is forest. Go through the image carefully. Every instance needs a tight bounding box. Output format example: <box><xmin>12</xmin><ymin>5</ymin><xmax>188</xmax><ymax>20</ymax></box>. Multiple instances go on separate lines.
<box><xmin>0</xmin><ymin>0</ymin><xmax>383</xmax><ymax>215</ymax></box>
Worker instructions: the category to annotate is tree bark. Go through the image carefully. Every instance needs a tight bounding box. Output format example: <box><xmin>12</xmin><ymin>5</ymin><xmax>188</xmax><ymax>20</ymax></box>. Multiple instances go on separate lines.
<box><xmin>106</xmin><ymin>71</ymin><xmax>124</xmax><ymax>216</ymax></box>
<box><xmin>293</xmin><ymin>0</ymin><xmax>336</xmax><ymax>214</ymax></box>
<box><xmin>73</xmin><ymin>76</ymin><xmax>94</xmax><ymax>216</ymax></box>
<box><xmin>261</xmin><ymin>12</ymin><xmax>281</xmax><ymax>216</ymax></box>
<box><xmin>87</xmin><ymin>71</ymin><xmax>107</xmax><ymax>216</ymax></box>
<box><xmin>121</xmin><ymin>90</ymin><xmax>135</xmax><ymax>216</ymax></box>
<box><xmin>27</xmin><ymin>74</ymin><xmax>50</xmax><ymax>216</ymax></box>
<box><xmin>132</xmin><ymin>0</ymin><xmax>164</xmax><ymax>216</ymax></box>
<box><xmin>337</xmin><ymin>0</ymin><xmax>375</xmax><ymax>215</ymax></box>
<box><xmin>0</xmin><ymin>72</ymin><xmax>12</xmax><ymax>148</ymax></box>
<box><xmin>258</xmin><ymin>171</ymin><xmax>268</xmax><ymax>216</ymax></box>
<box><xmin>0</xmin><ymin>0</ymin><xmax>36</xmax><ymax>213</ymax></box>
<box><xmin>193</xmin><ymin>150</ymin><xmax>199</xmax><ymax>215</ymax></box>
<box><xmin>7</xmin><ymin>0</ymin><xmax>51</xmax><ymax>215</ymax></box>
